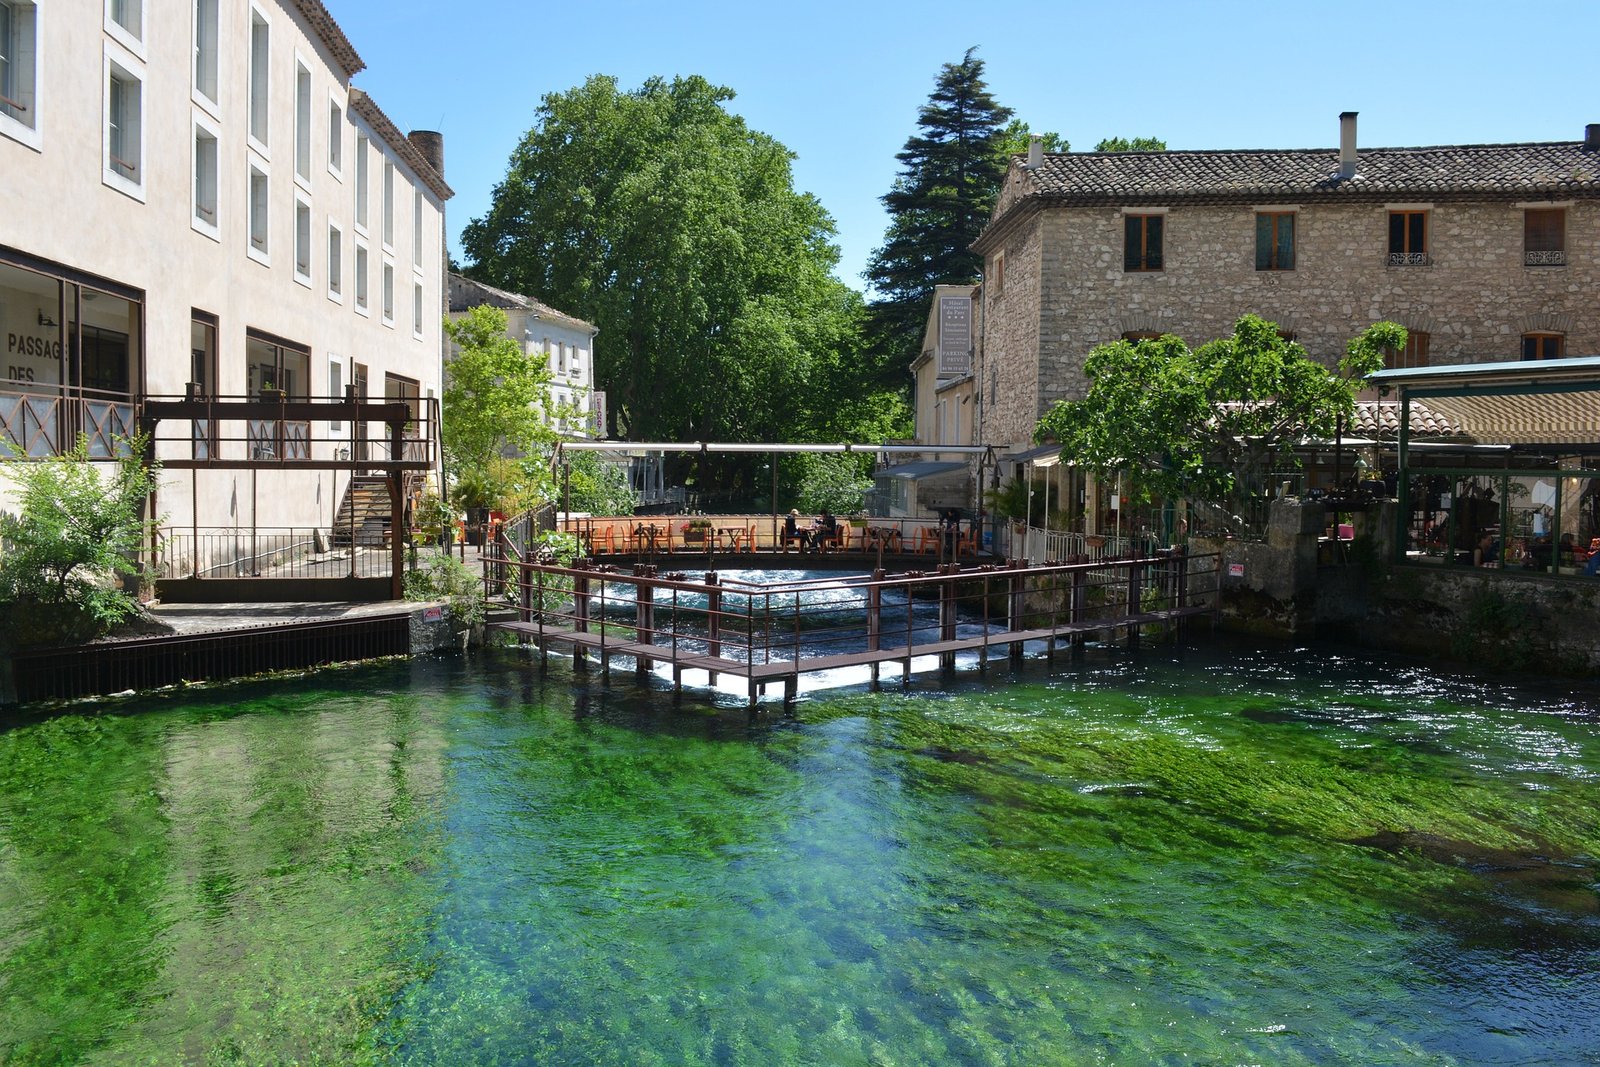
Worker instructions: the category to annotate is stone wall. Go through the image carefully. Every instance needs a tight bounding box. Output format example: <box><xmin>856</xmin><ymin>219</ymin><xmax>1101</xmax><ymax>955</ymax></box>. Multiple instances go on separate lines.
<box><xmin>984</xmin><ymin>199</ymin><xmax>1598</xmax><ymax>441</ymax></box>
<box><xmin>977</xmin><ymin>216</ymin><xmax>1044</xmax><ymax>451</ymax></box>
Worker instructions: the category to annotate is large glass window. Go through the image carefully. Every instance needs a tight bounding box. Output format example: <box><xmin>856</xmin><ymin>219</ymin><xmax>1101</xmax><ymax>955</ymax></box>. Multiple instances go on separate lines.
<box><xmin>108</xmin><ymin>0</ymin><xmax>141</xmax><ymax>41</ymax></box>
<box><xmin>1255</xmin><ymin>212</ymin><xmax>1295</xmax><ymax>271</ymax></box>
<box><xmin>106</xmin><ymin>61</ymin><xmax>142</xmax><ymax>186</ymax></box>
<box><xmin>1</xmin><ymin>1</ymin><xmax>39</xmax><ymax>135</ymax></box>
<box><xmin>192</xmin><ymin>0</ymin><xmax>217</xmax><ymax>104</ymax></box>
<box><xmin>1123</xmin><ymin>214</ymin><xmax>1163</xmax><ymax>272</ymax></box>
<box><xmin>247</xmin><ymin>332</ymin><xmax>309</xmax><ymax>400</ymax></box>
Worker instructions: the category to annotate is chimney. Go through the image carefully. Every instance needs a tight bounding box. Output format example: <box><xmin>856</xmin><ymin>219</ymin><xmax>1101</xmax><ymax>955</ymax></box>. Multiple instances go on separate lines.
<box><xmin>1586</xmin><ymin>123</ymin><xmax>1600</xmax><ymax>151</ymax></box>
<box><xmin>1338</xmin><ymin>111</ymin><xmax>1358</xmax><ymax>179</ymax></box>
<box><xmin>1027</xmin><ymin>134</ymin><xmax>1044</xmax><ymax>170</ymax></box>
<box><xmin>408</xmin><ymin>130</ymin><xmax>445</xmax><ymax>179</ymax></box>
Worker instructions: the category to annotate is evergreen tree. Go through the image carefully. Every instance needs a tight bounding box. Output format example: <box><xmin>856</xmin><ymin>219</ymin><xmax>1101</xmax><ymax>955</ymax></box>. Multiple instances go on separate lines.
<box><xmin>864</xmin><ymin>48</ymin><xmax>1014</xmax><ymax>386</ymax></box>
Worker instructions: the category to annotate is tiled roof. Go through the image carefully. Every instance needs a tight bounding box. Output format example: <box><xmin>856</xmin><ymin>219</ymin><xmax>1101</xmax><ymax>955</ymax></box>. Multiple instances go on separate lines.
<box><xmin>1012</xmin><ymin>142</ymin><xmax>1600</xmax><ymax>207</ymax></box>
<box><xmin>1348</xmin><ymin>399</ymin><xmax>1465</xmax><ymax>439</ymax></box>
<box><xmin>348</xmin><ymin>89</ymin><xmax>453</xmax><ymax>201</ymax></box>
<box><xmin>292</xmin><ymin>0</ymin><xmax>364</xmax><ymax>78</ymax></box>
<box><xmin>448</xmin><ymin>274</ymin><xmax>597</xmax><ymax>333</ymax></box>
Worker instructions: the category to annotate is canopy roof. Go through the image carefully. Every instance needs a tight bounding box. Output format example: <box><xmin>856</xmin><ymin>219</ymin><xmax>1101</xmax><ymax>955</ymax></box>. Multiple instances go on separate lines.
<box><xmin>1368</xmin><ymin>357</ymin><xmax>1600</xmax><ymax>446</ymax></box>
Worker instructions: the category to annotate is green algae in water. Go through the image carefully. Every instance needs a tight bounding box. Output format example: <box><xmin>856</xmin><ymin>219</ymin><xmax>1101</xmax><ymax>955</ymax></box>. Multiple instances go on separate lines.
<box><xmin>1</xmin><ymin>646</ymin><xmax>1598</xmax><ymax>1065</ymax></box>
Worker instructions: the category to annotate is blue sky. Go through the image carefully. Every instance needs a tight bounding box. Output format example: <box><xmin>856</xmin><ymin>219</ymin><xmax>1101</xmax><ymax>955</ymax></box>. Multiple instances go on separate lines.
<box><xmin>333</xmin><ymin>0</ymin><xmax>1599</xmax><ymax>296</ymax></box>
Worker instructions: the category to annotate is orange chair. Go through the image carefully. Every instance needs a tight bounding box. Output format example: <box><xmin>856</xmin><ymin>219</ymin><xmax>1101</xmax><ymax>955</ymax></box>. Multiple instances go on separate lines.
<box><xmin>589</xmin><ymin>526</ymin><xmax>615</xmax><ymax>555</ymax></box>
<box><xmin>745</xmin><ymin>524</ymin><xmax>758</xmax><ymax>553</ymax></box>
<box><xmin>915</xmin><ymin>527</ymin><xmax>939</xmax><ymax>554</ymax></box>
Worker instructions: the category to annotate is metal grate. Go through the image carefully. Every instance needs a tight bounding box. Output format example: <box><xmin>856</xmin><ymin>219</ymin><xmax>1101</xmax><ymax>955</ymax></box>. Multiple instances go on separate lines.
<box><xmin>10</xmin><ymin>614</ymin><xmax>411</xmax><ymax>704</ymax></box>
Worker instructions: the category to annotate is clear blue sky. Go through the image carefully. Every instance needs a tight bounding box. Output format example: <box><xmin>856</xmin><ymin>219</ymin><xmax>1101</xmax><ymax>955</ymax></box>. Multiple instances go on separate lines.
<box><xmin>332</xmin><ymin>0</ymin><xmax>1599</xmax><ymax>297</ymax></box>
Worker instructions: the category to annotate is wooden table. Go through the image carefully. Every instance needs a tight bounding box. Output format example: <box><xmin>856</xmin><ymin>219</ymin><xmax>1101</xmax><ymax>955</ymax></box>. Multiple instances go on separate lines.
<box><xmin>716</xmin><ymin>526</ymin><xmax>747</xmax><ymax>552</ymax></box>
<box><xmin>865</xmin><ymin>526</ymin><xmax>902</xmax><ymax>552</ymax></box>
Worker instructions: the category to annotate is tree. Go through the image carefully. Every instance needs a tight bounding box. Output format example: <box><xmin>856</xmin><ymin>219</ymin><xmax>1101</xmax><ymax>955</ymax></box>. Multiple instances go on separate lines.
<box><xmin>0</xmin><ymin>434</ymin><xmax>161</xmax><ymax>645</ymax></box>
<box><xmin>794</xmin><ymin>453</ymin><xmax>873</xmax><ymax>516</ymax></box>
<box><xmin>441</xmin><ymin>304</ymin><xmax>558</xmax><ymax>498</ymax></box>
<box><xmin>1094</xmin><ymin>136</ymin><xmax>1167</xmax><ymax>152</ymax></box>
<box><xmin>865</xmin><ymin>48</ymin><xmax>1015</xmax><ymax>385</ymax></box>
<box><xmin>461</xmin><ymin>75</ymin><xmax>871</xmax><ymax>470</ymax></box>
<box><xmin>560</xmin><ymin>449</ymin><xmax>638</xmax><ymax>516</ymax></box>
<box><xmin>1035</xmin><ymin>315</ymin><xmax>1406</xmax><ymax>520</ymax></box>
<box><xmin>995</xmin><ymin>119</ymin><xmax>1067</xmax><ymax>160</ymax></box>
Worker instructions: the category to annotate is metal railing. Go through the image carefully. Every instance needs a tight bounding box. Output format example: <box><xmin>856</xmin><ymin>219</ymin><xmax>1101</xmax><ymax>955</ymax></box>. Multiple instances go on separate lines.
<box><xmin>1388</xmin><ymin>252</ymin><xmax>1431</xmax><ymax>267</ymax></box>
<box><xmin>1524</xmin><ymin>249</ymin><xmax>1566</xmax><ymax>266</ymax></box>
<box><xmin>154</xmin><ymin>526</ymin><xmax>396</xmax><ymax>579</ymax></box>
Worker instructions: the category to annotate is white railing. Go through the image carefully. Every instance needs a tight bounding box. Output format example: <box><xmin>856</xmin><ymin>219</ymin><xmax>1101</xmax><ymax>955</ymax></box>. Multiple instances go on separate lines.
<box><xmin>1014</xmin><ymin>525</ymin><xmax>1159</xmax><ymax>564</ymax></box>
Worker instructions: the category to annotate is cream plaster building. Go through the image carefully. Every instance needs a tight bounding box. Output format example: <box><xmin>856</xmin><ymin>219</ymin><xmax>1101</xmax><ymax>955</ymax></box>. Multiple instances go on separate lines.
<box><xmin>972</xmin><ymin>115</ymin><xmax>1600</xmax><ymax>456</ymax></box>
<box><xmin>0</xmin><ymin>0</ymin><xmax>451</xmax><ymax>538</ymax></box>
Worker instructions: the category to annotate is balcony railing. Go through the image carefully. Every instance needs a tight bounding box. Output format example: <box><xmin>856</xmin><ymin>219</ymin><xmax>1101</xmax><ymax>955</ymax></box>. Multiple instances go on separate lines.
<box><xmin>1388</xmin><ymin>252</ymin><xmax>1431</xmax><ymax>267</ymax></box>
<box><xmin>1525</xmin><ymin>249</ymin><xmax>1566</xmax><ymax>266</ymax></box>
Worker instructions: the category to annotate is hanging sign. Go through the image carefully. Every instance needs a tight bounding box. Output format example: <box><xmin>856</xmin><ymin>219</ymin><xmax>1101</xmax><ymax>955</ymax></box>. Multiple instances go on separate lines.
<box><xmin>590</xmin><ymin>389</ymin><xmax>608</xmax><ymax>438</ymax></box>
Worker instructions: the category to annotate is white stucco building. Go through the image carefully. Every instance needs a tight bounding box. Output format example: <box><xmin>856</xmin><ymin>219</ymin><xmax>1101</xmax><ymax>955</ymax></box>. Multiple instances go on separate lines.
<box><xmin>0</xmin><ymin>0</ymin><xmax>452</xmax><ymax>538</ymax></box>
<box><xmin>447</xmin><ymin>274</ymin><xmax>601</xmax><ymax>438</ymax></box>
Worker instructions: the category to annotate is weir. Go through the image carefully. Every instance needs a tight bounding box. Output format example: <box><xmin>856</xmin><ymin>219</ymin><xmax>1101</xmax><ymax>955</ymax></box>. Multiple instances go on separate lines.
<box><xmin>485</xmin><ymin>550</ymin><xmax>1221</xmax><ymax>705</ymax></box>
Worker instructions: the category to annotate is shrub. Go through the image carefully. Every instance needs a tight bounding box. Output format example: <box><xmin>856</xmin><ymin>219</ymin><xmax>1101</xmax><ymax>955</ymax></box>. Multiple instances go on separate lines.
<box><xmin>404</xmin><ymin>553</ymin><xmax>486</xmax><ymax>631</ymax></box>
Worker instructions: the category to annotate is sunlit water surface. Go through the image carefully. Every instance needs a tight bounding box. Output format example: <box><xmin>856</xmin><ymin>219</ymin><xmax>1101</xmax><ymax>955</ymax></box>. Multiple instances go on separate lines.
<box><xmin>1</xmin><ymin>633</ymin><xmax>1597</xmax><ymax>1065</ymax></box>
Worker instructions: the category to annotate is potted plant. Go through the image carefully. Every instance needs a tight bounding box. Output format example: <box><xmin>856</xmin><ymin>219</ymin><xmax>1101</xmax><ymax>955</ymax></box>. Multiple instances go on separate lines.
<box><xmin>680</xmin><ymin>517</ymin><xmax>712</xmax><ymax>546</ymax></box>
<box><xmin>451</xmin><ymin>466</ymin><xmax>501</xmax><ymax>546</ymax></box>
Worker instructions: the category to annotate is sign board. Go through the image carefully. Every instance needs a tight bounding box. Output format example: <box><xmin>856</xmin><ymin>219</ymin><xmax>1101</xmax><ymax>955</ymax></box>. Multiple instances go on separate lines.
<box><xmin>936</xmin><ymin>295</ymin><xmax>972</xmax><ymax>377</ymax></box>
<box><xmin>590</xmin><ymin>389</ymin><xmax>607</xmax><ymax>438</ymax></box>
<box><xmin>422</xmin><ymin>605</ymin><xmax>445</xmax><ymax>623</ymax></box>
<box><xmin>1227</xmin><ymin>563</ymin><xmax>1245</xmax><ymax>578</ymax></box>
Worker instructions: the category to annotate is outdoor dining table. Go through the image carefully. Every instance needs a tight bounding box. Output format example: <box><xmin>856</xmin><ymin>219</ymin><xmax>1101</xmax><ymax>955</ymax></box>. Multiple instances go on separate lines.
<box><xmin>865</xmin><ymin>526</ymin><xmax>903</xmax><ymax>551</ymax></box>
<box><xmin>715</xmin><ymin>526</ymin><xmax>747</xmax><ymax>552</ymax></box>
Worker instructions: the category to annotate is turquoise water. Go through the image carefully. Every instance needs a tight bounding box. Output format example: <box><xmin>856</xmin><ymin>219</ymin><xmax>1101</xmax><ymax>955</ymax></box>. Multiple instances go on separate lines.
<box><xmin>1</xmin><ymin>639</ymin><xmax>1597</xmax><ymax>1065</ymax></box>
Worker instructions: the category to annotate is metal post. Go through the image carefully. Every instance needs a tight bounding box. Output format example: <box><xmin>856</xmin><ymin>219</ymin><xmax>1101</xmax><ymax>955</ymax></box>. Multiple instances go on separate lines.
<box><xmin>939</xmin><ymin>563</ymin><xmax>956</xmax><ymax>672</ymax></box>
<box><xmin>1008</xmin><ymin>559</ymin><xmax>1025</xmax><ymax>664</ymax></box>
<box><xmin>706</xmin><ymin>572</ymin><xmax>720</xmax><ymax>684</ymax></box>
<box><xmin>1126</xmin><ymin>557</ymin><xmax>1145</xmax><ymax>649</ymax></box>
<box><xmin>867</xmin><ymin>568</ymin><xmax>883</xmax><ymax>685</ymax></box>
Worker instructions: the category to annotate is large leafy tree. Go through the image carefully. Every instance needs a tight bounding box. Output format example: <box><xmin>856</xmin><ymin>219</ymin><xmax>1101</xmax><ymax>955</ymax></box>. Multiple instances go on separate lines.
<box><xmin>461</xmin><ymin>75</ymin><xmax>869</xmax><ymax>465</ymax></box>
<box><xmin>865</xmin><ymin>48</ymin><xmax>1015</xmax><ymax>384</ymax></box>
<box><xmin>442</xmin><ymin>305</ymin><xmax>558</xmax><ymax>473</ymax></box>
<box><xmin>1094</xmin><ymin>136</ymin><xmax>1167</xmax><ymax>152</ymax></box>
<box><xmin>1036</xmin><ymin>315</ymin><xmax>1406</xmax><ymax>519</ymax></box>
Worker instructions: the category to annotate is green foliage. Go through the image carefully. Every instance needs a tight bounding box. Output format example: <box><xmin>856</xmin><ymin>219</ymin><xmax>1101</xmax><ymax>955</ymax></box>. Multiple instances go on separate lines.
<box><xmin>0</xmin><ymin>433</ymin><xmax>161</xmax><ymax>645</ymax></box>
<box><xmin>443</xmin><ymin>304</ymin><xmax>558</xmax><ymax>478</ymax></box>
<box><xmin>866</xmin><ymin>48</ymin><xmax>1016</xmax><ymax>389</ymax></box>
<box><xmin>983</xmin><ymin>474</ymin><xmax>1046</xmax><ymax>523</ymax></box>
<box><xmin>1094</xmin><ymin>135</ymin><xmax>1168</xmax><ymax>152</ymax></box>
<box><xmin>462</xmin><ymin>75</ymin><xmax>876</xmax><ymax>459</ymax></box>
<box><xmin>995</xmin><ymin>118</ymin><xmax>1067</xmax><ymax>159</ymax></box>
<box><xmin>561</xmin><ymin>449</ymin><xmax>638</xmax><ymax>516</ymax></box>
<box><xmin>794</xmin><ymin>453</ymin><xmax>872</xmax><ymax>515</ymax></box>
<box><xmin>404</xmin><ymin>552</ymin><xmax>486</xmax><ymax>630</ymax></box>
<box><xmin>1036</xmin><ymin>316</ymin><xmax>1406</xmax><ymax>517</ymax></box>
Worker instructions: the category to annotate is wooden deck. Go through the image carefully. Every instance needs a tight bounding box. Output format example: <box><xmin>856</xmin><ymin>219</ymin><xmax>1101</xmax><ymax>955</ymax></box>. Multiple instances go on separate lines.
<box><xmin>484</xmin><ymin>552</ymin><xmax>1218</xmax><ymax>705</ymax></box>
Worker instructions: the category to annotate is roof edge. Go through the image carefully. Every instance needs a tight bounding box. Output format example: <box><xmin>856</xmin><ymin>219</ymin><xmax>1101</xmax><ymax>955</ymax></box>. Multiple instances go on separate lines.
<box><xmin>349</xmin><ymin>89</ymin><xmax>454</xmax><ymax>201</ymax></box>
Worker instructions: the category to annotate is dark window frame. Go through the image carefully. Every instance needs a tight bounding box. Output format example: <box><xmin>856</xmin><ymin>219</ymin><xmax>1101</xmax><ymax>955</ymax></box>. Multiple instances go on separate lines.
<box><xmin>1123</xmin><ymin>213</ymin><xmax>1164</xmax><ymax>272</ymax></box>
<box><xmin>1255</xmin><ymin>211</ymin><xmax>1296</xmax><ymax>271</ymax></box>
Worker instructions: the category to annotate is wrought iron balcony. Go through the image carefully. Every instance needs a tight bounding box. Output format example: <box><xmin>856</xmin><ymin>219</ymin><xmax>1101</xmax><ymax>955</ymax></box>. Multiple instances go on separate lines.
<box><xmin>1524</xmin><ymin>249</ymin><xmax>1566</xmax><ymax>266</ymax></box>
<box><xmin>1388</xmin><ymin>252</ymin><xmax>1431</xmax><ymax>267</ymax></box>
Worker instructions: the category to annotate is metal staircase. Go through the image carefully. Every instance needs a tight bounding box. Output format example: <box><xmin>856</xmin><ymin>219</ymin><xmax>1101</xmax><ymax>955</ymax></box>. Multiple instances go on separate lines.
<box><xmin>330</xmin><ymin>475</ymin><xmax>394</xmax><ymax>546</ymax></box>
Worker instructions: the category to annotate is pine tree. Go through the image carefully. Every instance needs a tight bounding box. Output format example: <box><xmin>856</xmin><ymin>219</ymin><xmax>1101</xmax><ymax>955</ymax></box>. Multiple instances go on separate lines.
<box><xmin>864</xmin><ymin>48</ymin><xmax>1014</xmax><ymax>386</ymax></box>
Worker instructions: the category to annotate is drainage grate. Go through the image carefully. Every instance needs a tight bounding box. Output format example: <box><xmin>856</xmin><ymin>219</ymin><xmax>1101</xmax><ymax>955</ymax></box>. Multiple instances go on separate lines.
<box><xmin>10</xmin><ymin>614</ymin><xmax>412</xmax><ymax>704</ymax></box>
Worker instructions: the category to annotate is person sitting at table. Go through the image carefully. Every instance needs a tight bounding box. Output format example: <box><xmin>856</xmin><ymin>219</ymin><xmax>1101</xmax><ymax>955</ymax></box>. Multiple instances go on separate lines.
<box><xmin>814</xmin><ymin>509</ymin><xmax>838</xmax><ymax>551</ymax></box>
<box><xmin>940</xmin><ymin>508</ymin><xmax>961</xmax><ymax>553</ymax></box>
<box><xmin>1475</xmin><ymin>532</ymin><xmax>1501</xmax><ymax>567</ymax></box>
<box><xmin>783</xmin><ymin>509</ymin><xmax>811</xmax><ymax>553</ymax></box>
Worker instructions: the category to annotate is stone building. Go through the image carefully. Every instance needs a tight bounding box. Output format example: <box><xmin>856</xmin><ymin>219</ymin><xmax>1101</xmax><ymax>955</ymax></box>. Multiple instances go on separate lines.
<box><xmin>0</xmin><ymin>0</ymin><xmax>451</xmax><ymax>542</ymax></box>
<box><xmin>447</xmin><ymin>274</ymin><xmax>600</xmax><ymax>438</ymax></box>
<box><xmin>971</xmin><ymin>114</ymin><xmax>1600</xmax><ymax>456</ymax></box>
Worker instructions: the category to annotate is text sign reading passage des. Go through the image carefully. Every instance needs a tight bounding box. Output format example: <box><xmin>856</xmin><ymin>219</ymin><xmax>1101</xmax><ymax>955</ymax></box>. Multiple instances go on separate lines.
<box><xmin>938</xmin><ymin>296</ymin><xmax>972</xmax><ymax>376</ymax></box>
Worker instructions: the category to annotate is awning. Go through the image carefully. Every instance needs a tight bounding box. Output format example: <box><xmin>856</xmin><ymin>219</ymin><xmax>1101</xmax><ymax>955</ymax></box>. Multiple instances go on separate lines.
<box><xmin>1369</xmin><ymin>357</ymin><xmax>1600</xmax><ymax>446</ymax></box>
<box><xmin>875</xmin><ymin>461</ymin><xmax>966</xmax><ymax>480</ymax></box>
<box><xmin>1005</xmin><ymin>442</ymin><xmax>1069</xmax><ymax>468</ymax></box>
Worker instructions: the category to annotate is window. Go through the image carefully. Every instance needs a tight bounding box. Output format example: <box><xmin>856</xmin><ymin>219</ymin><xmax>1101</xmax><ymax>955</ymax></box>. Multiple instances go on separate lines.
<box><xmin>1522</xmin><ymin>333</ymin><xmax>1564</xmax><ymax>361</ymax></box>
<box><xmin>0</xmin><ymin>2</ymin><xmax>39</xmax><ymax>144</ymax></box>
<box><xmin>991</xmin><ymin>253</ymin><xmax>1005</xmax><ymax>295</ymax></box>
<box><xmin>1255</xmin><ymin>212</ymin><xmax>1295</xmax><ymax>271</ymax></box>
<box><xmin>293</xmin><ymin>58</ymin><xmax>311</xmax><ymax>183</ymax></box>
<box><xmin>327</xmin><ymin>359</ymin><xmax>343</xmax><ymax>427</ymax></box>
<box><xmin>1124</xmin><ymin>214</ymin><xmax>1163</xmax><ymax>271</ymax></box>
<box><xmin>192</xmin><ymin>0</ymin><xmax>217</xmax><ymax>105</ymax></box>
<box><xmin>327</xmin><ymin>223</ymin><xmax>342</xmax><ymax>301</ymax></box>
<box><xmin>247</xmin><ymin>330</ymin><xmax>309</xmax><ymax>400</ymax></box>
<box><xmin>1122</xmin><ymin>332</ymin><xmax>1162</xmax><ymax>342</ymax></box>
<box><xmin>412</xmin><ymin>188</ymin><xmax>423</xmax><ymax>265</ymax></box>
<box><xmin>354</xmin><ymin>242</ymin><xmax>368</xmax><ymax>313</ymax></box>
<box><xmin>293</xmin><ymin>198</ymin><xmax>311</xmax><ymax>283</ymax></box>
<box><xmin>107</xmin><ymin>0</ymin><xmax>142</xmax><ymax>48</ymax></box>
<box><xmin>412</xmin><ymin>282</ymin><xmax>423</xmax><ymax>338</ymax></box>
<box><xmin>327</xmin><ymin>97</ymin><xmax>342</xmax><ymax>175</ymax></box>
<box><xmin>1388</xmin><ymin>332</ymin><xmax>1430</xmax><ymax>369</ymax></box>
<box><xmin>247</xmin><ymin>163</ymin><xmax>268</xmax><ymax>261</ymax></box>
<box><xmin>354</xmin><ymin>133</ymin><xmax>369</xmax><ymax>229</ymax></box>
<box><xmin>248</xmin><ymin>6</ymin><xmax>268</xmax><ymax>149</ymax></box>
<box><xmin>1388</xmin><ymin>210</ymin><xmax>1428</xmax><ymax>266</ymax></box>
<box><xmin>193</xmin><ymin>121</ymin><xmax>218</xmax><ymax>234</ymax></box>
<box><xmin>1524</xmin><ymin>208</ymin><xmax>1565</xmax><ymax>266</ymax></box>
<box><xmin>559</xmin><ymin>342</ymin><xmax>568</xmax><ymax>375</ymax></box>
<box><xmin>382</xmin><ymin>261</ymin><xmax>394</xmax><ymax>324</ymax></box>
<box><xmin>105</xmin><ymin>58</ymin><xmax>142</xmax><ymax>194</ymax></box>
<box><xmin>382</xmin><ymin>161</ymin><xmax>395</xmax><ymax>247</ymax></box>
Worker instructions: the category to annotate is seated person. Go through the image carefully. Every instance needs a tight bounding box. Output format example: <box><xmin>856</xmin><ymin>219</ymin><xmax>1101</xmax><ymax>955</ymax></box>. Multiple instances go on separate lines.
<box><xmin>783</xmin><ymin>509</ymin><xmax>812</xmax><ymax>552</ymax></box>
<box><xmin>940</xmin><ymin>508</ymin><xmax>961</xmax><ymax>552</ymax></box>
<box><xmin>814</xmin><ymin>509</ymin><xmax>838</xmax><ymax>550</ymax></box>
<box><xmin>1475</xmin><ymin>533</ymin><xmax>1501</xmax><ymax>567</ymax></box>
<box><xmin>1587</xmin><ymin>550</ymin><xmax>1600</xmax><ymax>578</ymax></box>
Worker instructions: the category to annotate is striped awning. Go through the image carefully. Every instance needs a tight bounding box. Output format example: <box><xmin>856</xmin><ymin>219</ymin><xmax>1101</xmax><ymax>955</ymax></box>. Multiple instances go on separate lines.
<box><xmin>1369</xmin><ymin>357</ymin><xmax>1600</xmax><ymax>446</ymax></box>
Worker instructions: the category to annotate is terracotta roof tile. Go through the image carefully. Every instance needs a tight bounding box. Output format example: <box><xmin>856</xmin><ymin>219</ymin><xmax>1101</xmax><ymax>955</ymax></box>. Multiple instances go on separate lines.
<box><xmin>292</xmin><ymin>0</ymin><xmax>364</xmax><ymax>78</ymax></box>
<box><xmin>448</xmin><ymin>274</ymin><xmax>596</xmax><ymax>333</ymax></box>
<box><xmin>349</xmin><ymin>89</ymin><xmax>452</xmax><ymax>201</ymax></box>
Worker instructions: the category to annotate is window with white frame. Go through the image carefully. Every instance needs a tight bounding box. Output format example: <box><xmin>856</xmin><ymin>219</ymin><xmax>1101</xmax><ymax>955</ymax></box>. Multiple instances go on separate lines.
<box><xmin>412</xmin><ymin>188</ymin><xmax>423</xmax><ymax>266</ymax></box>
<box><xmin>412</xmin><ymin>281</ymin><xmax>423</xmax><ymax>338</ymax></box>
<box><xmin>328</xmin><ymin>358</ymin><xmax>343</xmax><ymax>426</ymax></box>
<box><xmin>327</xmin><ymin>96</ymin><xmax>342</xmax><ymax>175</ymax></box>
<box><xmin>354</xmin><ymin>133</ymin><xmax>368</xmax><ymax>230</ymax></box>
<box><xmin>104</xmin><ymin>56</ymin><xmax>143</xmax><ymax>194</ymax></box>
<box><xmin>247</xmin><ymin>162</ymin><xmax>269</xmax><ymax>261</ymax></box>
<box><xmin>107</xmin><ymin>0</ymin><xmax>142</xmax><ymax>48</ymax></box>
<box><xmin>192</xmin><ymin>0</ymin><xmax>217</xmax><ymax>105</ymax></box>
<box><xmin>0</xmin><ymin>2</ymin><xmax>39</xmax><ymax>145</ymax></box>
<box><xmin>327</xmin><ymin>222</ymin><xmax>342</xmax><ymax>300</ymax></box>
<box><xmin>382</xmin><ymin>160</ymin><xmax>395</xmax><ymax>248</ymax></box>
<box><xmin>247</xmin><ymin>6</ymin><xmax>268</xmax><ymax>149</ymax></box>
<box><xmin>293</xmin><ymin>197</ymin><xmax>311</xmax><ymax>283</ymax></box>
<box><xmin>353</xmin><ymin>241</ymin><xmax>368</xmax><ymax>313</ymax></box>
<box><xmin>193</xmin><ymin>121</ymin><xmax>218</xmax><ymax>233</ymax></box>
<box><xmin>293</xmin><ymin>57</ymin><xmax>310</xmax><ymax>183</ymax></box>
<box><xmin>381</xmin><ymin>260</ymin><xmax>394</xmax><ymax>324</ymax></box>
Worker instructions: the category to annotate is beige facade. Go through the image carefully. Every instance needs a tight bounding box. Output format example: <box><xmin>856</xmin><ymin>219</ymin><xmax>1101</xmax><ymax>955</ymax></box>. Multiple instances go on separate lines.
<box><xmin>0</xmin><ymin>0</ymin><xmax>451</xmax><ymax>531</ymax></box>
<box><xmin>973</xmin><ymin>120</ymin><xmax>1600</xmax><ymax>455</ymax></box>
